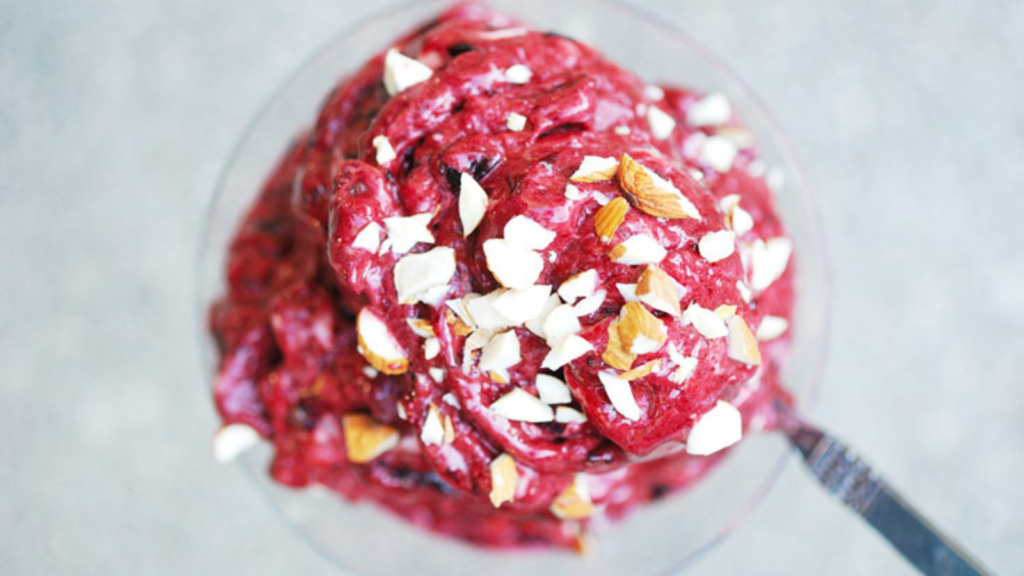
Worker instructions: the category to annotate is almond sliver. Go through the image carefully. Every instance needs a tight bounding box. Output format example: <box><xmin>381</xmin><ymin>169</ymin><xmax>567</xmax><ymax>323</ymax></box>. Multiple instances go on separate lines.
<box><xmin>617</xmin><ymin>154</ymin><xmax>701</xmax><ymax>219</ymax></box>
<box><xmin>357</xmin><ymin>307</ymin><xmax>408</xmax><ymax>375</ymax></box>
<box><xmin>342</xmin><ymin>413</ymin><xmax>400</xmax><ymax>463</ymax></box>
<box><xmin>489</xmin><ymin>453</ymin><xmax>519</xmax><ymax>507</ymax></box>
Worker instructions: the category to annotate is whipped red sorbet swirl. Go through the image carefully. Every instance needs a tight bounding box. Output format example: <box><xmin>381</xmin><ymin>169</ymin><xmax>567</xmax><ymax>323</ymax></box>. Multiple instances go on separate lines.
<box><xmin>209</xmin><ymin>5</ymin><xmax>796</xmax><ymax>550</ymax></box>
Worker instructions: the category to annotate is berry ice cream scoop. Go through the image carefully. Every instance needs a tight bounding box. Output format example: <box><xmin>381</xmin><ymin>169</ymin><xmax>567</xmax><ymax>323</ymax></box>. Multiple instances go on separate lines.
<box><xmin>210</xmin><ymin>3</ymin><xmax>795</xmax><ymax>550</ymax></box>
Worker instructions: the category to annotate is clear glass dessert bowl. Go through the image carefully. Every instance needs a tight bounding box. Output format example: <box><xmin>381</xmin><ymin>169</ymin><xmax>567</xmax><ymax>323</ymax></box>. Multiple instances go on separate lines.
<box><xmin>196</xmin><ymin>0</ymin><xmax>830</xmax><ymax>574</ymax></box>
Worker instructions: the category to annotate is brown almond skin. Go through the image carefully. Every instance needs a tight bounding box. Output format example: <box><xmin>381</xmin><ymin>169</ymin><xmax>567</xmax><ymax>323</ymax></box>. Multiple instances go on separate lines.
<box><xmin>617</xmin><ymin>153</ymin><xmax>697</xmax><ymax>219</ymax></box>
<box><xmin>593</xmin><ymin>197</ymin><xmax>629</xmax><ymax>242</ymax></box>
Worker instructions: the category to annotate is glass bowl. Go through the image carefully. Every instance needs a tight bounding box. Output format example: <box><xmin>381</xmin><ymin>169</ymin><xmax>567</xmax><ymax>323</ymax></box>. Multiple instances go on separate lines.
<box><xmin>197</xmin><ymin>0</ymin><xmax>830</xmax><ymax>574</ymax></box>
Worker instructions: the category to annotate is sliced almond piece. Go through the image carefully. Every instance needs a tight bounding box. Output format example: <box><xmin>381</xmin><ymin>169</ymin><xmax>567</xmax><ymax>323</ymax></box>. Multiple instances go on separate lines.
<box><xmin>702</xmin><ymin>136</ymin><xmax>738</xmax><ymax>173</ymax></box>
<box><xmin>342</xmin><ymin>413</ymin><xmax>400</xmax><ymax>463</ymax></box>
<box><xmin>394</xmin><ymin>247</ymin><xmax>456</xmax><ymax>304</ymax></box>
<box><xmin>420</xmin><ymin>404</ymin><xmax>445</xmax><ymax>446</ymax></box>
<box><xmin>555</xmin><ymin>406</ymin><xmax>587</xmax><ymax>423</ymax></box>
<box><xmin>602</xmin><ymin>320</ymin><xmax>636</xmax><ymax>371</ymax></box>
<box><xmin>352</xmin><ymin>222</ymin><xmax>383</xmax><ymax>253</ymax></box>
<box><xmin>572</xmin><ymin>289</ymin><xmax>606</xmax><ymax>317</ymax></box>
<box><xmin>506</xmin><ymin>112</ymin><xmax>527</xmax><ymax>132</ymax></box>
<box><xmin>558</xmin><ymin>269</ymin><xmax>598</xmax><ymax>302</ymax></box>
<box><xmin>698</xmin><ymin>230</ymin><xmax>737</xmax><ymax>263</ymax></box>
<box><xmin>598</xmin><ymin>371</ymin><xmax>642</xmax><ymax>421</ymax></box>
<box><xmin>491</xmin><ymin>285</ymin><xmax>553</xmax><ymax>325</ymax></box>
<box><xmin>686</xmin><ymin>92</ymin><xmax>732</xmax><ymax>127</ymax></box>
<box><xmin>490</xmin><ymin>387</ymin><xmax>554</xmax><ymax>422</ymax></box>
<box><xmin>618</xmin><ymin>302</ymin><xmax>667</xmax><ymax>355</ymax></box>
<box><xmin>749</xmin><ymin>237</ymin><xmax>794</xmax><ymax>291</ymax></box>
<box><xmin>543</xmin><ymin>303</ymin><xmax>582</xmax><ymax>343</ymax></box>
<box><xmin>459</xmin><ymin>173</ymin><xmax>489</xmax><ymax>237</ymax></box>
<box><xmin>620</xmin><ymin>359</ymin><xmax>659</xmax><ymax>381</ymax></box>
<box><xmin>357</xmin><ymin>307</ymin><xmax>408</xmax><ymax>375</ymax></box>
<box><xmin>478</xmin><ymin>330</ymin><xmax>522</xmax><ymax>372</ymax></box>
<box><xmin>646</xmin><ymin>105</ymin><xmax>676</xmax><ymax>140</ymax></box>
<box><xmin>489</xmin><ymin>369</ymin><xmax>509</xmax><ymax>384</ymax></box>
<box><xmin>212</xmin><ymin>423</ymin><xmax>260</xmax><ymax>462</ymax></box>
<box><xmin>465</xmin><ymin>291</ymin><xmax>512</xmax><ymax>331</ymax></box>
<box><xmin>681</xmin><ymin>302</ymin><xmax>728</xmax><ymax>339</ymax></box>
<box><xmin>686</xmin><ymin>400</ymin><xmax>742</xmax><ymax>456</ymax></box>
<box><xmin>736</xmin><ymin>280</ymin><xmax>753</xmax><ymax>303</ymax></box>
<box><xmin>443</xmin><ymin>415</ymin><xmax>456</xmax><ymax>444</ymax></box>
<box><xmin>564</xmin><ymin>183</ymin><xmax>582</xmax><ymax>200</ymax></box>
<box><xmin>504</xmin><ymin>216</ymin><xmax>556</xmax><ymax>250</ymax></box>
<box><xmin>727</xmin><ymin>202</ymin><xmax>754</xmax><ymax>235</ymax></box>
<box><xmin>616</xmin><ymin>283</ymin><xmax>640</xmax><ymax>302</ymax></box>
<box><xmin>423</xmin><ymin>337</ymin><xmax>440</xmax><ymax>360</ymax></box>
<box><xmin>406</xmin><ymin>318</ymin><xmax>434</xmax><ymax>338</ymax></box>
<box><xmin>536</xmin><ymin>374</ymin><xmax>572</xmax><ymax>404</ymax></box>
<box><xmin>525</xmin><ymin>293</ymin><xmax>561</xmax><ymax>338</ymax></box>
<box><xmin>609</xmin><ymin>234</ymin><xmax>667</xmax><ymax>265</ymax></box>
<box><xmin>756</xmin><ymin>315</ymin><xmax>789</xmax><ymax>341</ymax></box>
<box><xmin>636</xmin><ymin>265</ymin><xmax>682</xmax><ymax>316</ymax></box>
<box><xmin>541</xmin><ymin>335</ymin><xmax>593</xmax><ymax>370</ymax></box>
<box><xmin>504</xmin><ymin>64</ymin><xmax>532</xmax><ymax>84</ymax></box>
<box><xmin>617</xmin><ymin>154</ymin><xmax>701</xmax><ymax>219</ymax></box>
<box><xmin>372</xmin><ymin>135</ymin><xmax>396</xmax><ymax>164</ymax></box>
<box><xmin>383</xmin><ymin>48</ymin><xmax>433</xmax><ymax>96</ymax></box>
<box><xmin>483</xmin><ymin>239</ymin><xmax>544</xmax><ymax>290</ymax></box>
<box><xmin>429</xmin><ymin>367</ymin><xmax>446</xmax><ymax>383</ymax></box>
<box><xmin>726</xmin><ymin>315</ymin><xmax>762</xmax><ymax>366</ymax></box>
<box><xmin>488</xmin><ymin>453</ymin><xmax>518</xmax><ymax>507</ymax></box>
<box><xmin>594</xmin><ymin>197</ymin><xmax>629</xmax><ymax>242</ymax></box>
<box><xmin>550</xmin><ymin>475</ymin><xmax>594</xmax><ymax>520</ymax></box>
<box><xmin>570</xmin><ymin>156</ymin><xmax>619</xmax><ymax>182</ymax></box>
<box><xmin>383</xmin><ymin>213</ymin><xmax>435</xmax><ymax>255</ymax></box>
<box><xmin>714</xmin><ymin>304</ymin><xmax>738</xmax><ymax>319</ymax></box>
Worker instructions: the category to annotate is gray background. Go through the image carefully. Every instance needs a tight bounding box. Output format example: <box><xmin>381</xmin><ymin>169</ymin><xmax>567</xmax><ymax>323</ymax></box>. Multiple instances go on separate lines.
<box><xmin>1</xmin><ymin>0</ymin><xmax>1021</xmax><ymax>574</ymax></box>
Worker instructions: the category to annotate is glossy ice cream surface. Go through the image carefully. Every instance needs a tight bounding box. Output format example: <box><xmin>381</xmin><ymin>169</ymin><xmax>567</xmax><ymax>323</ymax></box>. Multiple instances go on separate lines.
<box><xmin>210</xmin><ymin>4</ymin><xmax>795</xmax><ymax>550</ymax></box>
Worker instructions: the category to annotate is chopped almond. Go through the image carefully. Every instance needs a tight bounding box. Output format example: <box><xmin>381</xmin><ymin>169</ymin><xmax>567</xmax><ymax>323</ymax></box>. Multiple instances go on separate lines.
<box><xmin>393</xmin><ymin>247</ymin><xmax>455</xmax><ymax>304</ymax></box>
<box><xmin>550</xmin><ymin>475</ymin><xmax>594</xmax><ymax>520</ymax></box>
<box><xmin>686</xmin><ymin>400</ymin><xmax>742</xmax><ymax>456</ymax></box>
<box><xmin>570</xmin><ymin>156</ymin><xmax>619</xmax><ymax>182</ymax></box>
<box><xmin>212</xmin><ymin>423</ymin><xmax>260</xmax><ymax>462</ymax></box>
<box><xmin>558</xmin><ymin>269</ymin><xmax>598</xmax><ymax>302</ymax></box>
<box><xmin>489</xmin><ymin>453</ymin><xmax>519</xmax><ymax>507</ymax></box>
<box><xmin>420</xmin><ymin>404</ymin><xmax>445</xmax><ymax>446</ymax></box>
<box><xmin>342</xmin><ymin>413</ymin><xmax>400</xmax><ymax>463</ymax></box>
<box><xmin>483</xmin><ymin>239</ymin><xmax>544</xmax><ymax>290</ymax></box>
<box><xmin>620</xmin><ymin>359</ymin><xmax>659</xmax><ymax>381</ymax></box>
<box><xmin>356</xmin><ymin>307</ymin><xmax>408</xmax><ymax>375</ymax></box>
<box><xmin>540</xmin><ymin>335</ymin><xmax>593</xmax><ymax>370</ymax></box>
<box><xmin>617</xmin><ymin>302</ymin><xmax>667</xmax><ymax>355</ymax></box>
<box><xmin>443</xmin><ymin>415</ymin><xmax>456</xmax><ymax>444</ymax></box>
<box><xmin>726</xmin><ymin>315</ymin><xmax>762</xmax><ymax>365</ymax></box>
<box><xmin>609</xmin><ymin>234</ymin><xmax>667</xmax><ymax>265</ymax></box>
<box><xmin>602</xmin><ymin>320</ymin><xmax>636</xmax><ymax>371</ymax></box>
<box><xmin>459</xmin><ymin>173</ymin><xmax>489</xmax><ymax>237</ymax></box>
<box><xmin>635</xmin><ymin>265</ymin><xmax>681</xmax><ymax>316</ymax></box>
<box><xmin>594</xmin><ymin>197</ymin><xmax>629</xmax><ymax>242</ymax></box>
<box><xmin>598</xmin><ymin>371</ymin><xmax>642</xmax><ymax>421</ymax></box>
<box><xmin>714</xmin><ymin>304</ymin><xmax>738</xmax><ymax>319</ymax></box>
<box><xmin>406</xmin><ymin>318</ymin><xmax>435</xmax><ymax>338</ymax></box>
<box><xmin>617</xmin><ymin>154</ymin><xmax>701</xmax><ymax>219</ymax></box>
<box><xmin>383</xmin><ymin>48</ymin><xmax>433</xmax><ymax>96</ymax></box>
<box><xmin>698</xmin><ymin>230</ymin><xmax>737</xmax><ymax>263</ymax></box>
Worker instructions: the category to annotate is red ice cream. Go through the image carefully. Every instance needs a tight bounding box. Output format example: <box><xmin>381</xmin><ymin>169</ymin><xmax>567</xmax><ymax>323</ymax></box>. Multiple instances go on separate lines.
<box><xmin>209</xmin><ymin>3</ymin><xmax>796</xmax><ymax>550</ymax></box>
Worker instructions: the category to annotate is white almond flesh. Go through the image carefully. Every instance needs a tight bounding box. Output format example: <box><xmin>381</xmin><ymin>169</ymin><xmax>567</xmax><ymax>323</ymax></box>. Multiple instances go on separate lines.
<box><xmin>488</xmin><ymin>453</ymin><xmax>518</xmax><ymax>507</ymax></box>
<box><xmin>756</xmin><ymin>315</ymin><xmax>789</xmax><ymax>341</ymax></box>
<box><xmin>491</xmin><ymin>285</ymin><xmax>553</xmax><ymax>325</ymax></box>
<box><xmin>682</xmin><ymin>303</ymin><xmax>728</xmax><ymax>339</ymax></box>
<box><xmin>598</xmin><ymin>371</ymin><xmax>642</xmax><ymax>421</ymax></box>
<box><xmin>702</xmin><ymin>136</ymin><xmax>738</xmax><ymax>173</ymax></box>
<box><xmin>372</xmin><ymin>135</ymin><xmax>397</xmax><ymax>164</ymax></box>
<box><xmin>616</xmin><ymin>283</ymin><xmax>640</xmax><ymax>302</ymax></box>
<box><xmin>446</xmin><ymin>297</ymin><xmax>476</xmax><ymax>328</ymax></box>
<box><xmin>212</xmin><ymin>423</ymin><xmax>260</xmax><ymax>462</ymax></box>
<box><xmin>423</xmin><ymin>337</ymin><xmax>441</xmax><ymax>360</ymax></box>
<box><xmin>536</xmin><ymin>374</ymin><xmax>572</xmax><ymax>405</ymax></box>
<box><xmin>383</xmin><ymin>213</ymin><xmax>435</xmax><ymax>255</ymax></box>
<box><xmin>555</xmin><ymin>406</ymin><xmax>588</xmax><ymax>423</ymax></box>
<box><xmin>478</xmin><ymin>330</ymin><xmax>522</xmax><ymax>372</ymax></box>
<box><xmin>420</xmin><ymin>405</ymin><xmax>445</xmax><ymax>446</ymax></box>
<box><xmin>383</xmin><ymin>48</ymin><xmax>433</xmax><ymax>96</ymax></box>
<box><xmin>406</xmin><ymin>318</ymin><xmax>434</xmax><ymax>338</ymax></box>
<box><xmin>483</xmin><ymin>239</ymin><xmax>544</xmax><ymax>289</ymax></box>
<box><xmin>357</xmin><ymin>307</ymin><xmax>408</xmax><ymax>374</ymax></box>
<box><xmin>541</xmin><ymin>335</ymin><xmax>593</xmax><ymax>369</ymax></box>
<box><xmin>570</xmin><ymin>156</ymin><xmax>619</xmax><ymax>182</ymax></box>
<box><xmin>543</xmin><ymin>304</ymin><xmax>582</xmax><ymax>343</ymax></box>
<box><xmin>504</xmin><ymin>216</ymin><xmax>556</xmax><ymax>250</ymax></box>
<box><xmin>506</xmin><ymin>112</ymin><xmax>527</xmax><ymax>132</ymax></box>
<box><xmin>572</xmin><ymin>289</ymin><xmax>606</xmax><ymax>317</ymax></box>
<box><xmin>730</xmin><ymin>205</ymin><xmax>754</xmax><ymax>235</ymax></box>
<box><xmin>459</xmin><ymin>173</ymin><xmax>489</xmax><ymax>237</ymax></box>
<box><xmin>429</xmin><ymin>367</ymin><xmax>446</xmax><ymax>383</ymax></box>
<box><xmin>698</xmin><ymin>230</ymin><xmax>737</xmax><ymax>263</ymax></box>
<box><xmin>686</xmin><ymin>400</ymin><xmax>742</xmax><ymax>456</ymax></box>
<box><xmin>464</xmin><ymin>291</ymin><xmax>511</xmax><ymax>331</ymax></box>
<box><xmin>610</xmin><ymin>235</ymin><xmax>667</xmax><ymax>265</ymax></box>
<box><xmin>749</xmin><ymin>237</ymin><xmax>794</xmax><ymax>291</ymax></box>
<box><xmin>505</xmin><ymin>64</ymin><xmax>532</xmax><ymax>84</ymax></box>
<box><xmin>564</xmin><ymin>183</ymin><xmax>582</xmax><ymax>200</ymax></box>
<box><xmin>394</xmin><ymin>247</ymin><xmax>456</xmax><ymax>304</ymax></box>
<box><xmin>726</xmin><ymin>315</ymin><xmax>762</xmax><ymax>366</ymax></box>
<box><xmin>352</xmin><ymin>222</ymin><xmax>382</xmax><ymax>253</ymax></box>
<box><xmin>647</xmin><ymin>105</ymin><xmax>677</xmax><ymax>140</ymax></box>
<box><xmin>686</xmin><ymin>93</ymin><xmax>732</xmax><ymax>127</ymax></box>
<box><xmin>558</xmin><ymin>269</ymin><xmax>598</xmax><ymax>302</ymax></box>
<box><xmin>490</xmin><ymin>388</ymin><xmax>554</xmax><ymax>422</ymax></box>
<box><xmin>524</xmin><ymin>293</ymin><xmax>561</xmax><ymax>338</ymax></box>
<box><xmin>736</xmin><ymin>280</ymin><xmax>753</xmax><ymax>303</ymax></box>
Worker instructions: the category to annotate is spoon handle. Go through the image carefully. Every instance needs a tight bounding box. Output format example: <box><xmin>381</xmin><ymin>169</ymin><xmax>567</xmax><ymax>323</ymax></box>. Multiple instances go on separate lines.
<box><xmin>776</xmin><ymin>405</ymin><xmax>994</xmax><ymax>576</ymax></box>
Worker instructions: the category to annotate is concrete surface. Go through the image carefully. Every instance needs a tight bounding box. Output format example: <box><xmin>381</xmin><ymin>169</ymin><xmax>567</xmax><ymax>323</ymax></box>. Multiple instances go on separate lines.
<box><xmin>1</xmin><ymin>0</ymin><xmax>1021</xmax><ymax>574</ymax></box>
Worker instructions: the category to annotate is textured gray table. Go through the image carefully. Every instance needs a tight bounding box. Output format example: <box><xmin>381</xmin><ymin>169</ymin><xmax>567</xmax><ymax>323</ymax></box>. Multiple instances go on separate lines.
<box><xmin>1</xmin><ymin>0</ymin><xmax>1021</xmax><ymax>574</ymax></box>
